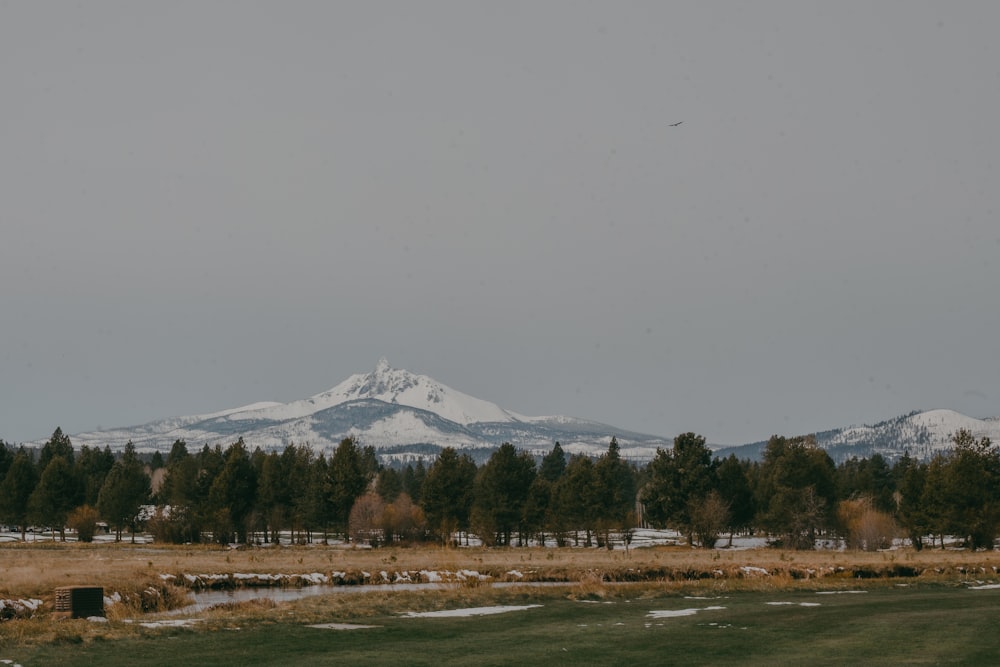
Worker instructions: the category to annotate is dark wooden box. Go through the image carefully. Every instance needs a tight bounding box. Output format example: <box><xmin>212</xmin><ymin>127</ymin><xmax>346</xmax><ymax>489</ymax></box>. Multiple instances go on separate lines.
<box><xmin>55</xmin><ymin>586</ymin><xmax>105</xmax><ymax>618</ymax></box>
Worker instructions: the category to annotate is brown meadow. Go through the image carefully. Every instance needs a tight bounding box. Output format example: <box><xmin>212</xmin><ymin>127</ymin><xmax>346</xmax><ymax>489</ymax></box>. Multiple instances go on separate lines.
<box><xmin>3</xmin><ymin>541</ymin><xmax>998</xmax><ymax>601</ymax></box>
<box><xmin>2</xmin><ymin>541</ymin><xmax>999</xmax><ymax>651</ymax></box>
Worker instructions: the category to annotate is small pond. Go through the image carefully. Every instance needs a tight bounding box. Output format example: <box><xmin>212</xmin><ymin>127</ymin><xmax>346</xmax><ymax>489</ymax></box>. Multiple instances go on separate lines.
<box><xmin>175</xmin><ymin>581</ymin><xmax>568</xmax><ymax>614</ymax></box>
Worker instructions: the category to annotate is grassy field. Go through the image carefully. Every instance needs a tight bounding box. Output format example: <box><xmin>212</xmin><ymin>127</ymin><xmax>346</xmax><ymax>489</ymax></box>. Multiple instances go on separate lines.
<box><xmin>3</xmin><ymin>542</ymin><xmax>1000</xmax><ymax>665</ymax></box>
<box><xmin>6</xmin><ymin>583</ymin><xmax>1000</xmax><ymax>665</ymax></box>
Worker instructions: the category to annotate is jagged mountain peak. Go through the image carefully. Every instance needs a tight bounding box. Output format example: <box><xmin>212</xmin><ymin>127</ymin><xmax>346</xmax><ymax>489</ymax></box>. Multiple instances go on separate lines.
<box><xmin>190</xmin><ymin>360</ymin><xmax>515</xmax><ymax>428</ymax></box>
<box><xmin>312</xmin><ymin>359</ymin><xmax>519</xmax><ymax>426</ymax></box>
<box><xmin>337</xmin><ymin>358</ymin><xmax>424</xmax><ymax>403</ymax></box>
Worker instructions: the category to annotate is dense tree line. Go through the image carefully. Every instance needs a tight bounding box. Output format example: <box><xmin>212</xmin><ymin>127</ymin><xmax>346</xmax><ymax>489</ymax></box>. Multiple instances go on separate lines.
<box><xmin>1</xmin><ymin>427</ymin><xmax>998</xmax><ymax>550</ymax></box>
<box><xmin>639</xmin><ymin>429</ymin><xmax>1000</xmax><ymax>550</ymax></box>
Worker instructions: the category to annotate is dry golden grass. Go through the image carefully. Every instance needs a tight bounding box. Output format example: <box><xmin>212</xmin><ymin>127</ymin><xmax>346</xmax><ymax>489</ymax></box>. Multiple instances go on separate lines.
<box><xmin>2</xmin><ymin>541</ymin><xmax>999</xmax><ymax>650</ymax></box>
<box><xmin>3</xmin><ymin>540</ymin><xmax>998</xmax><ymax>602</ymax></box>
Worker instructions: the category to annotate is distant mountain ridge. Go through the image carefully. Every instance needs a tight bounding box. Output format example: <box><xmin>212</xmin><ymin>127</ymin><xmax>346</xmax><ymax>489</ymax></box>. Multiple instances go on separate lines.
<box><xmin>53</xmin><ymin>359</ymin><xmax>671</xmax><ymax>461</ymax></box>
<box><xmin>714</xmin><ymin>409</ymin><xmax>1000</xmax><ymax>462</ymax></box>
<box><xmin>36</xmin><ymin>361</ymin><xmax>999</xmax><ymax>463</ymax></box>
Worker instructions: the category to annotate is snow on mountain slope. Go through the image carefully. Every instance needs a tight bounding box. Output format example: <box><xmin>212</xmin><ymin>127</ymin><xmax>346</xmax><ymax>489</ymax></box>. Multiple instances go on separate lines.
<box><xmin>717</xmin><ymin>408</ymin><xmax>1000</xmax><ymax>462</ymax></box>
<box><xmin>316</xmin><ymin>358</ymin><xmax>520</xmax><ymax>425</ymax></box>
<box><xmin>219</xmin><ymin>359</ymin><xmax>519</xmax><ymax>426</ymax></box>
<box><xmin>908</xmin><ymin>409</ymin><xmax>1000</xmax><ymax>439</ymax></box>
<box><xmin>199</xmin><ymin>401</ymin><xmax>286</xmax><ymax>420</ymax></box>
<box><xmin>42</xmin><ymin>359</ymin><xmax>998</xmax><ymax>464</ymax></box>
<box><xmin>822</xmin><ymin>408</ymin><xmax>1000</xmax><ymax>458</ymax></box>
<box><xmin>49</xmin><ymin>360</ymin><xmax>668</xmax><ymax>458</ymax></box>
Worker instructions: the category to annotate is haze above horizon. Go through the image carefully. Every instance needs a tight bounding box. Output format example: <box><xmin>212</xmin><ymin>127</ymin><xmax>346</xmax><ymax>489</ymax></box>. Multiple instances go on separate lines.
<box><xmin>2</xmin><ymin>3</ymin><xmax>998</xmax><ymax>445</ymax></box>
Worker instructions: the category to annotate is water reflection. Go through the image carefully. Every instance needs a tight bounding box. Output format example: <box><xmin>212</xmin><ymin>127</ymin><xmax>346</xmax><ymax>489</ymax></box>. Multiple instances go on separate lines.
<box><xmin>175</xmin><ymin>581</ymin><xmax>567</xmax><ymax>614</ymax></box>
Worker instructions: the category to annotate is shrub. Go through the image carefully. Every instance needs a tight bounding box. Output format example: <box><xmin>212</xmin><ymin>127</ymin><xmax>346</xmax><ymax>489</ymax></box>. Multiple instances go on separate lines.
<box><xmin>689</xmin><ymin>491</ymin><xmax>730</xmax><ymax>548</ymax></box>
<box><xmin>67</xmin><ymin>505</ymin><xmax>100</xmax><ymax>542</ymax></box>
<box><xmin>146</xmin><ymin>505</ymin><xmax>200</xmax><ymax>544</ymax></box>
<box><xmin>837</xmin><ymin>497</ymin><xmax>897</xmax><ymax>551</ymax></box>
<box><xmin>349</xmin><ymin>493</ymin><xmax>386</xmax><ymax>547</ymax></box>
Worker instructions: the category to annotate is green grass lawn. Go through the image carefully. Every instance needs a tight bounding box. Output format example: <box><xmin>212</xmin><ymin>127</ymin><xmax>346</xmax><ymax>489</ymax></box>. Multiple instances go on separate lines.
<box><xmin>9</xmin><ymin>584</ymin><xmax>1000</xmax><ymax>666</ymax></box>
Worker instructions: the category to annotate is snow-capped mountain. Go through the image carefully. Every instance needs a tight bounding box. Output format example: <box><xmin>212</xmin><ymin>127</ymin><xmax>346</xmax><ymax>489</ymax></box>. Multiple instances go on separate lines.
<box><xmin>55</xmin><ymin>359</ymin><xmax>671</xmax><ymax>461</ymax></box>
<box><xmin>38</xmin><ymin>360</ymin><xmax>998</xmax><ymax>464</ymax></box>
<box><xmin>714</xmin><ymin>409</ymin><xmax>1000</xmax><ymax>462</ymax></box>
<box><xmin>224</xmin><ymin>358</ymin><xmax>523</xmax><ymax>426</ymax></box>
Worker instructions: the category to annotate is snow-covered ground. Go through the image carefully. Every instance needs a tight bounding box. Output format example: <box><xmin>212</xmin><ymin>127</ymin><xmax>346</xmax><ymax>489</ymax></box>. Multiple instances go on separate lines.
<box><xmin>402</xmin><ymin>604</ymin><xmax>542</xmax><ymax>618</ymax></box>
<box><xmin>0</xmin><ymin>598</ymin><xmax>43</xmax><ymax>618</ymax></box>
<box><xmin>647</xmin><ymin>606</ymin><xmax>726</xmax><ymax>619</ymax></box>
<box><xmin>0</xmin><ymin>526</ymin><xmax>766</xmax><ymax>549</ymax></box>
<box><xmin>0</xmin><ymin>528</ymin><xmax>153</xmax><ymax>544</ymax></box>
<box><xmin>308</xmin><ymin>622</ymin><xmax>379</xmax><ymax>630</ymax></box>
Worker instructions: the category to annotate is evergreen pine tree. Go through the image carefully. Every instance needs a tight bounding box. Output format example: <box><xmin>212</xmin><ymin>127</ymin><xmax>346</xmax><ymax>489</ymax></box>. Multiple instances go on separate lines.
<box><xmin>472</xmin><ymin>443</ymin><xmax>536</xmax><ymax>546</ymax></box>
<box><xmin>207</xmin><ymin>439</ymin><xmax>257</xmax><ymax>544</ymax></box>
<box><xmin>329</xmin><ymin>437</ymin><xmax>370</xmax><ymax>539</ymax></box>
<box><xmin>29</xmin><ymin>455</ymin><xmax>80</xmax><ymax>540</ymax></box>
<box><xmin>421</xmin><ymin>447</ymin><xmax>476</xmax><ymax>544</ymax></box>
<box><xmin>38</xmin><ymin>427</ymin><xmax>74</xmax><ymax>470</ymax></box>
<box><xmin>0</xmin><ymin>449</ymin><xmax>39</xmax><ymax>540</ymax></box>
<box><xmin>97</xmin><ymin>442</ymin><xmax>151</xmax><ymax>542</ymax></box>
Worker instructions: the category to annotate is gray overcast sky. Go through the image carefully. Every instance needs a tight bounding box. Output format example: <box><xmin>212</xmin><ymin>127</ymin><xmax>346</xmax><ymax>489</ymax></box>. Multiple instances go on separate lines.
<box><xmin>2</xmin><ymin>2</ymin><xmax>998</xmax><ymax>446</ymax></box>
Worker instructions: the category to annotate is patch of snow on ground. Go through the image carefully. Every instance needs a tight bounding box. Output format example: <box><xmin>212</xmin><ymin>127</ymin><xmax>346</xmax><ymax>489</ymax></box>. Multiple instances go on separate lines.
<box><xmin>308</xmin><ymin>622</ymin><xmax>380</xmax><ymax>630</ymax></box>
<box><xmin>403</xmin><ymin>605</ymin><xmax>541</xmax><ymax>618</ymax></box>
<box><xmin>767</xmin><ymin>602</ymin><xmax>821</xmax><ymax>607</ymax></box>
<box><xmin>647</xmin><ymin>606</ymin><xmax>726</xmax><ymax>619</ymax></box>
<box><xmin>0</xmin><ymin>598</ymin><xmax>43</xmax><ymax>615</ymax></box>
<box><xmin>968</xmin><ymin>583</ymin><xmax>1000</xmax><ymax>590</ymax></box>
<box><xmin>816</xmin><ymin>590</ymin><xmax>868</xmax><ymax>595</ymax></box>
<box><xmin>740</xmin><ymin>566</ymin><xmax>770</xmax><ymax>576</ymax></box>
<box><xmin>136</xmin><ymin>618</ymin><xmax>203</xmax><ymax>629</ymax></box>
